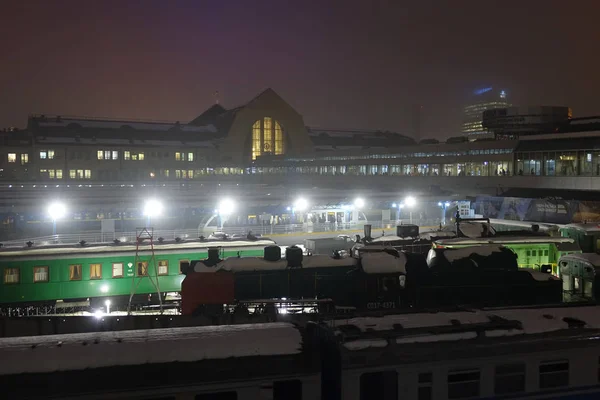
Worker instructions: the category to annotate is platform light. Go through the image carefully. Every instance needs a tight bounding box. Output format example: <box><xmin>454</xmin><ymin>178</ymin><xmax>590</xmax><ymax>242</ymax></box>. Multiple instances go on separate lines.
<box><xmin>294</xmin><ymin>198</ymin><xmax>309</xmax><ymax>212</ymax></box>
<box><xmin>48</xmin><ymin>201</ymin><xmax>67</xmax><ymax>221</ymax></box>
<box><xmin>353</xmin><ymin>197</ymin><xmax>365</xmax><ymax>209</ymax></box>
<box><xmin>392</xmin><ymin>202</ymin><xmax>397</xmax><ymax>208</ymax></box>
<box><xmin>143</xmin><ymin>199</ymin><xmax>163</xmax><ymax>217</ymax></box>
<box><xmin>217</xmin><ymin>198</ymin><xmax>236</xmax><ymax>216</ymax></box>
<box><xmin>93</xmin><ymin>310</ymin><xmax>104</xmax><ymax>320</ymax></box>
<box><xmin>445</xmin><ymin>202</ymin><xmax>451</xmax><ymax>207</ymax></box>
<box><xmin>438</xmin><ymin>202</ymin><xmax>442</xmax><ymax>207</ymax></box>
<box><xmin>100</xmin><ymin>284</ymin><xmax>109</xmax><ymax>293</ymax></box>
<box><xmin>105</xmin><ymin>299</ymin><xmax>111</xmax><ymax>314</ymax></box>
<box><xmin>404</xmin><ymin>196</ymin><xmax>416</xmax><ymax>208</ymax></box>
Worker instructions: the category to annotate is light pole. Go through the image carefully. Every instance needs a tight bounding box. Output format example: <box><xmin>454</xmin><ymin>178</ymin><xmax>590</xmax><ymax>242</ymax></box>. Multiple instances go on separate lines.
<box><xmin>143</xmin><ymin>199</ymin><xmax>163</xmax><ymax>227</ymax></box>
<box><xmin>47</xmin><ymin>201</ymin><xmax>66</xmax><ymax>236</ymax></box>
<box><xmin>217</xmin><ymin>198</ymin><xmax>236</xmax><ymax>229</ymax></box>
<box><xmin>404</xmin><ymin>196</ymin><xmax>416</xmax><ymax>224</ymax></box>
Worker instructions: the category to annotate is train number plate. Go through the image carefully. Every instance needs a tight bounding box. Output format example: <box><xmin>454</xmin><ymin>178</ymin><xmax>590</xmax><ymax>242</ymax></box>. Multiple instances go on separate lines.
<box><xmin>366</xmin><ymin>302</ymin><xmax>396</xmax><ymax>309</ymax></box>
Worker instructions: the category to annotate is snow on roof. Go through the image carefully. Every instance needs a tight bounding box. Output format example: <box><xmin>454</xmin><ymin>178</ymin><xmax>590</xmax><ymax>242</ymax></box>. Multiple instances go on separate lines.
<box><xmin>332</xmin><ymin>306</ymin><xmax>600</xmax><ymax>350</ymax></box>
<box><xmin>559</xmin><ymin>252</ymin><xmax>600</xmax><ymax>266</ymax></box>
<box><xmin>442</xmin><ymin>245</ymin><xmax>505</xmax><ymax>262</ymax></box>
<box><xmin>360</xmin><ymin>251</ymin><xmax>406</xmax><ymax>274</ymax></box>
<box><xmin>0</xmin><ymin>323</ymin><xmax>302</xmax><ymax>376</ymax></box>
<box><xmin>0</xmin><ymin>240</ymin><xmax>276</xmax><ymax>258</ymax></box>
<box><xmin>371</xmin><ymin>235</ymin><xmax>418</xmax><ymax>242</ymax></box>
<box><xmin>194</xmin><ymin>254</ymin><xmax>358</xmax><ymax>273</ymax></box>
<box><xmin>435</xmin><ymin>236</ymin><xmax>574</xmax><ymax>246</ymax></box>
<box><xmin>520</xmin><ymin>268</ymin><xmax>561</xmax><ymax>281</ymax></box>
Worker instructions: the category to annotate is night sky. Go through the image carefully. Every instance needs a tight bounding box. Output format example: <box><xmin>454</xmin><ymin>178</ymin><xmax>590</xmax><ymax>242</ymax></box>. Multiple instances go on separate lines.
<box><xmin>2</xmin><ymin>0</ymin><xmax>599</xmax><ymax>139</ymax></box>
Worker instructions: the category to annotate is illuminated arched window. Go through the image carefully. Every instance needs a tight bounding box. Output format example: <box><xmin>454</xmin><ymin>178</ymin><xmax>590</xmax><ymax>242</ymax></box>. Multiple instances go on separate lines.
<box><xmin>252</xmin><ymin>117</ymin><xmax>284</xmax><ymax>160</ymax></box>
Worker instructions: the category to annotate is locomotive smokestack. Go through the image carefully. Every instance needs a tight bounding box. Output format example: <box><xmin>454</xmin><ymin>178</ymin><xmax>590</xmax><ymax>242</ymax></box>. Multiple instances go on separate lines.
<box><xmin>364</xmin><ymin>224</ymin><xmax>372</xmax><ymax>239</ymax></box>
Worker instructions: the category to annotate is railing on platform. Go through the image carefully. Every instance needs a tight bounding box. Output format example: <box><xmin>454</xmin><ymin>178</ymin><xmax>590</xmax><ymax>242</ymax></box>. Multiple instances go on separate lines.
<box><xmin>0</xmin><ymin>219</ymin><xmax>443</xmax><ymax>248</ymax></box>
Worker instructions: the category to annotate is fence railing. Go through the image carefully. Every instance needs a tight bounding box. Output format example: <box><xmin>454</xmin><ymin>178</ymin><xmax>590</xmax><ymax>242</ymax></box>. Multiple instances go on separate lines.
<box><xmin>0</xmin><ymin>219</ymin><xmax>444</xmax><ymax>249</ymax></box>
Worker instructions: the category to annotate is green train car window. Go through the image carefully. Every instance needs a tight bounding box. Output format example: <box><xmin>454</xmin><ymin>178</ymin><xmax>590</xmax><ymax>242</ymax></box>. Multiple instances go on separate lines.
<box><xmin>4</xmin><ymin>268</ymin><xmax>19</xmax><ymax>284</ymax></box>
<box><xmin>69</xmin><ymin>265</ymin><xmax>82</xmax><ymax>281</ymax></box>
<box><xmin>158</xmin><ymin>260</ymin><xmax>168</xmax><ymax>276</ymax></box>
<box><xmin>112</xmin><ymin>263</ymin><xmax>124</xmax><ymax>278</ymax></box>
<box><xmin>34</xmin><ymin>266</ymin><xmax>49</xmax><ymax>283</ymax></box>
<box><xmin>179</xmin><ymin>260</ymin><xmax>189</xmax><ymax>274</ymax></box>
<box><xmin>90</xmin><ymin>264</ymin><xmax>102</xmax><ymax>280</ymax></box>
<box><xmin>137</xmin><ymin>262</ymin><xmax>149</xmax><ymax>276</ymax></box>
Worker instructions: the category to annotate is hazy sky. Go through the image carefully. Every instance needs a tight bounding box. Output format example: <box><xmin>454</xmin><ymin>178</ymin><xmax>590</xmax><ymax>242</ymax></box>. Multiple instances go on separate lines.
<box><xmin>1</xmin><ymin>0</ymin><xmax>599</xmax><ymax>139</ymax></box>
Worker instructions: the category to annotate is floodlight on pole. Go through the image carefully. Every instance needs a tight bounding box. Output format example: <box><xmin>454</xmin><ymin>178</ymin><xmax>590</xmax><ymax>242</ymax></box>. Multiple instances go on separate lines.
<box><xmin>294</xmin><ymin>198</ymin><xmax>309</xmax><ymax>212</ymax></box>
<box><xmin>48</xmin><ymin>201</ymin><xmax>67</xmax><ymax>236</ymax></box>
<box><xmin>353</xmin><ymin>197</ymin><xmax>365</xmax><ymax>209</ymax></box>
<box><xmin>143</xmin><ymin>199</ymin><xmax>164</xmax><ymax>218</ymax></box>
<box><xmin>217</xmin><ymin>198</ymin><xmax>236</xmax><ymax>216</ymax></box>
<box><xmin>404</xmin><ymin>196</ymin><xmax>416</xmax><ymax>208</ymax></box>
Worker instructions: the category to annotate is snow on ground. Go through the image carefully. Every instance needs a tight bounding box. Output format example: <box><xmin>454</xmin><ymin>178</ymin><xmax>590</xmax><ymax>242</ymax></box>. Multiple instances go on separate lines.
<box><xmin>0</xmin><ymin>322</ymin><xmax>302</xmax><ymax>375</ymax></box>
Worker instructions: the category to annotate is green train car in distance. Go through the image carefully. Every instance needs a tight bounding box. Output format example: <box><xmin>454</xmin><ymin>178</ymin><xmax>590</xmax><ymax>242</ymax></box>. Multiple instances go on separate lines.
<box><xmin>0</xmin><ymin>239</ymin><xmax>273</xmax><ymax>310</ymax></box>
<box><xmin>433</xmin><ymin>236</ymin><xmax>581</xmax><ymax>276</ymax></box>
<box><xmin>560</xmin><ymin>223</ymin><xmax>600</xmax><ymax>253</ymax></box>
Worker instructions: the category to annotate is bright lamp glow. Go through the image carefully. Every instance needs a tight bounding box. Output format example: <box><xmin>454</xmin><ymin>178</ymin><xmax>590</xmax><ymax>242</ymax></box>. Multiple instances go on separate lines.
<box><xmin>353</xmin><ymin>198</ymin><xmax>365</xmax><ymax>209</ymax></box>
<box><xmin>143</xmin><ymin>199</ymin><xmax>163</xmax><ymax>217</ymax></box>
<box><xmin>294</xmin><ymin>198</ymin><xmax>309</xmax><ymax>212</ymax></box>
<box><xmin>392</xmin><ymin>202</ymin><xmax>397</xmax><ymax>208</ymax></box>
<box><xmin>48</xmin><ymin>202</ymin><xmax>66</xmax><ymax>220</ymax></box>
<box><xmin>438</xmin><ymin>202</ymin><xmax>442</xmax><ymax>207</ymax></box>
<box><xmin>217</xmin><ymin>198</ymin><xmax>235</xmax><ymax>216</ymax></box>
<box><xmin>445</xmin><ymin>202</ymin><xmax>451</xmax><ymax>207</ymax></box>
<box><xmin>404</xmin><ymin>196</ymin><xmax>416</xmax><ymax>208</ymax></box>
<box><xmin>104</xmin><ymin>299</ymin><xmax>111</xmax><ymax>306</ymax></box>
<box><xmin>100</xmin><ymin>284</ymin><xmax>109</xmax><ymax>293</ymax></box>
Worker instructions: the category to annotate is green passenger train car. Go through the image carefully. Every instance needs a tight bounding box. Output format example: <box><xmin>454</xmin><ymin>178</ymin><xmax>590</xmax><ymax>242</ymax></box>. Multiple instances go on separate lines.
<box><xmin>560</xmin><ymin>223</ymin><xmax>600</xmax><ymax>253</ymax></box>
<box><xmin>433</xmin><ymin>236</ymin><xmax>581</xmax><ymax>276</ymax></box>
<box><xmin>0</xmin><ymin>239</ymin><xmax>274</xmax><ymax>310</ymax></box>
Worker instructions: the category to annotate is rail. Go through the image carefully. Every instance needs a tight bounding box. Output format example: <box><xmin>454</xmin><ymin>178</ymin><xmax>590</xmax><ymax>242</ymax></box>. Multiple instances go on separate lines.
<box><xmin>0</xmin><ymin>220</ymin><xmax>443</xmax><ymax>249</ymax></box>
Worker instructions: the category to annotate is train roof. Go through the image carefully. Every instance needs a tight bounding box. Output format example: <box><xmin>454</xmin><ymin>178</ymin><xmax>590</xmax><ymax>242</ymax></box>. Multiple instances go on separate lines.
<box><xmin>0</xmin><ymin>239</ymin><xmax>275</xmax><ymax>260</ymax></box>
<box><xmin>559</xmin><ymin>252</ymin><xmax>600</xmax><ymax>266</ymax></box>
<box><xmin>330</xmin><ymin>305</ymin><xmax>600</xmax><ymax>355</ymax></box>
<box><xmin>193</xmin><ymin>250</ymin><xmax>407</xmax><ymax>274</ymax></box>
<box><xmin>561</xmin><ymin>223</ymin><xmax>600</xmax><ymax>233</ymax></box>
<box><xmin>0</xmin><ymin>322</ymin><xmax>302</xmax><ymax>376</ymax></box>
<box><xmin>434</xmin><ymin>236</ymin><xmax>574</xmax><ymax>246</ymax></box>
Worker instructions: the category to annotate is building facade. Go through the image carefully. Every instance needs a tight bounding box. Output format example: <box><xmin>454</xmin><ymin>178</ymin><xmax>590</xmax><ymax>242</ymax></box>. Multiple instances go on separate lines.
<box><xmin>462</xmin><ymin>87</ymin><xmax>510</xmax><ymax>139</ymax></box>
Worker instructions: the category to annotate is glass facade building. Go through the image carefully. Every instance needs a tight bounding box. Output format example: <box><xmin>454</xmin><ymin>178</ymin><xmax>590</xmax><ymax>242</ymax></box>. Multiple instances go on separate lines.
<box><xmin>462</xmin><ymin>87</ymin><xmax>510</xmax><ymax>138</ymax></box>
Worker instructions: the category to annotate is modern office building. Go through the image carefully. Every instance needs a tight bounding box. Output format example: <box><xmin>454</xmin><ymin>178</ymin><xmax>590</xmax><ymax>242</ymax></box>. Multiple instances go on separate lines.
<box><xmin>462</xmin><ymin>87</ymin><xmax>511</xmax><ymax>139</ymax></box>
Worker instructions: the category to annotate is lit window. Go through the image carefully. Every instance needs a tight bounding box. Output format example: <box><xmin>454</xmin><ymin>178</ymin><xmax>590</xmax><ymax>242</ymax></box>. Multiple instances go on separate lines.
<box><xmin>48</xmin><ymin>169</ymin><xmax>55</xmax><ymax>179</ymax></box>
<box><xmin>56</xmin><ymin>169</ymin><xmax>63</xmax><ymax>179</ymax></box>
<box><xmin>48</xmin><ymin>150</ymin><xmax>55</xmax><ymax>159</ymax></box>
<box><xmin>90</xmin><ymin>264</ymin><xmax>102</xmax><ymax>279</ymax></box>
<box><xmin>104</xmin><ymin>150</ymin><xmax>111</xmax><ymax>160</ymax></box>
<box><xmin>252</xmin><ymin>117</ymin><xmax>284</xmax><ymax>160</ymax></box>
<box><xmin>97</xmin><ymin>150</ymin><xmax>104</xmax><ymax>160</ymax></box>
<box><xmin>84</xmin><ymin>170</ymin><xmax>91</xmax><ymax>179</ymax></box>
<box><xmin>20</xmin><ymin>153</ymin><xmax>29</xmax><ymax>164</ymax></box>
<box><xmin>158</xmin><ymin>260</ymin><xmax>168</xmax><ymax>275</ymax></box>
<box><xmin>33</xmin><ymin>266</ymin><xmax>49</xmax><ymax>283</ymax></box>
<box><xmin>69</xmin><ymin>265</ymin><xmax>82</xmax><ymax>281</ymax></box>
<box><xmin>162</xmin><ymin>169</ymin><xmax>170</xmax><ymax>177</ymax></box>
<box><xmin>69</xmin><ymin>169</ymin><xmax>76</xmax><ymax>179</ymax></box>
<box><xmin>4</xmin><ymin>268</ymin><xmax>19</xmax><ymax>284</ymax></box>
<box><xmin>40</xmin><ymin>150</ymin><xmax>47</xmax><ymax>159</ymax></box>
<box><xmin>112</xmin><ymin>263</ymin><xmax>124</xmax><ymax>278</ymax></box>
<box><xmin>124</xmin><ymin>151</ymin><xmax>131</xmax><ymax>160</ymax></box>
<box><xmin>7</xmin><ymin>153</ymin><xmax>16</xmax><ymax>163</ymax></box>
<box><xmin>187</xmin><ymin>152</ymin><xmax>194</xmax><ymax>162</ymax></box>
<box><xmin>112</xmin><ymin>151</ymin><xmax>118</xmax><ymax>160</ymax></box>
<box><xmin>175</xmin><ymin>152</ymin><xmax>182</xmax><ymax>161</ymax></box>
<box><xmin>138</xmin><ymin>152</ymin><xmax>144</xmax><ymax>161</ymax></box>
<box><xmin>40</xmin><ymin>169</ymin><xmax>48</xmax><ymax>176</ymax></box>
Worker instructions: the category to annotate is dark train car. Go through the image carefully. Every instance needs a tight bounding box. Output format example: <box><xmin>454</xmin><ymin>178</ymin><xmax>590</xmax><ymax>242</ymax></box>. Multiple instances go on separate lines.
<box><xmin>419</xmin><ymin>245</ymin><xmax>563</xmax><ymax>307</ymax></box>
